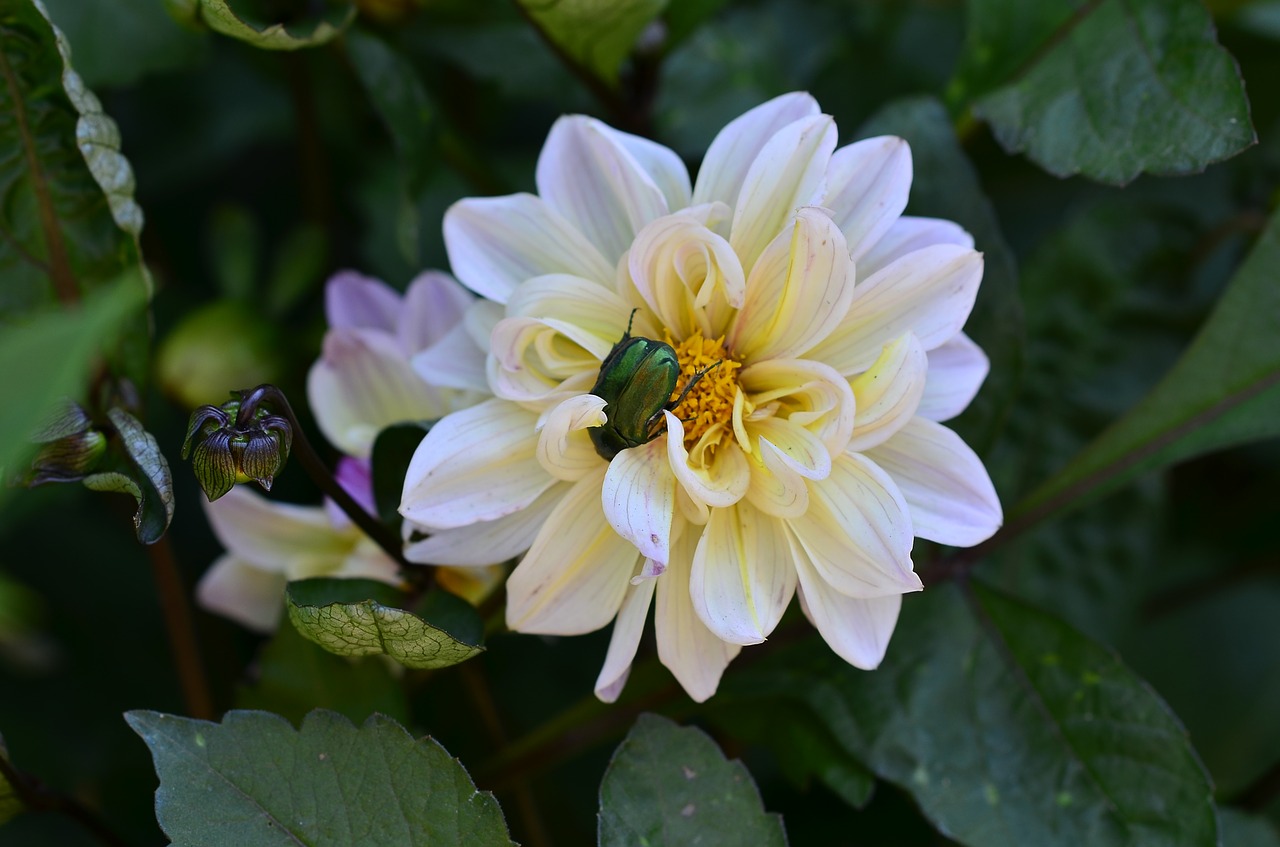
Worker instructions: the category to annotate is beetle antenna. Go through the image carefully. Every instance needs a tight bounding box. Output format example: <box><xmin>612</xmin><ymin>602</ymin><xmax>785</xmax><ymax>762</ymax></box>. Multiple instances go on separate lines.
<box><xmin>623</xmin><ymin>308</ymin><xmax>639</xmax><ymax>339</ymax></box>
<box><xmin>667</xmin><ymin>360</ymin><xmax>723</xmax><ymax>411</ymax></box>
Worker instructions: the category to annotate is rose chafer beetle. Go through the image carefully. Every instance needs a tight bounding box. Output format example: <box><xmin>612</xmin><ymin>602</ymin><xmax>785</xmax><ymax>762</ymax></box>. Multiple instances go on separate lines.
<box><xmin>589</xmin><ymin>312</ymin><xmax>719</xmax><ymax>460</ymax></box>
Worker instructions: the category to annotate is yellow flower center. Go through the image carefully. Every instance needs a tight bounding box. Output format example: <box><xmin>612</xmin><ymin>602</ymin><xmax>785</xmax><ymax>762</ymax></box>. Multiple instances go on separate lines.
<box><xmin>665</xmin><ymin>331</ymin><xmax>741</xmax><ymax>454</ymax></box>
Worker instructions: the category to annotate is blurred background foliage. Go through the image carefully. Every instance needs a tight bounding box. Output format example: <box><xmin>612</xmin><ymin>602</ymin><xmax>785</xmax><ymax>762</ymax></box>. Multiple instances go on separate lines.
<box><xmin>1</xmin><ymin>0</ymin><xmax>1279</xmax><ymax>844</ymax></box>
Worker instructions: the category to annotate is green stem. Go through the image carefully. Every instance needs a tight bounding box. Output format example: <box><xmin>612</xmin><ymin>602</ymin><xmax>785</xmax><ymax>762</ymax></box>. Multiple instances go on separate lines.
<box><xmin>147</xmin><ymin>535</ymin><xmax>215</xmax><ymax>720</ymax></box>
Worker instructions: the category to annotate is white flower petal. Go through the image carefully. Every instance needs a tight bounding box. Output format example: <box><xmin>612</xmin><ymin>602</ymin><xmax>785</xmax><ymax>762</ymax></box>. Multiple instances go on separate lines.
<box><xmin>786</xmin><ymin>453</ymin><xmax>920</xmax><ymax>599</ymax></box>
<box><xmin>745</xmin><ymin>444</ymin><xmax>809</xmax><ymax>518</ymax></box>
<box><xmin>397</xmin><ymin>271</ymin><xmax>475</xmax><ymax>355</ymax></box>
<box><xmin>846</xmin><ymin>332</ymin><xmax>928</xmax><ymax>453</ymax></box>
<box><xmin>729</xmin><ymin>207</ymin><xmax>856</xmax><ymax>363</ymax></box>
<box><xmin>411</xmin><ymin>320</ymin><xmax>489</xmax><ymax>393</ymax></box>
<box><xmin>793</xmin><ymin>551</ymin><xmax>903</xmax><ymax>670</ymax></box>
<box><xmin>325</xmin><ymin>270</ymin><xmax>400</xmax><ymax>332</ymax></box>
<box><xmin>603</xmin><ymin>439</ymin><xmax>676</xmax><ymax>566</ymax></box>
<box><xmin>595</xmin><ymin>573</ymin><xmax>657</xmax><ymax>703</ymax></box>
<box><xmin>196</xmin><ymin>555</ymin><xmax>287</xmax><ymax>633</ymax></box>
<box><xmin>655</xmin><ymin>528</ymin><xmax>740</xmax><ymax>702</ymax></box>
<box><xmin>807</xmin><ymin>244</ymin><xmax>983</xmax><ymax>375</ymax></box>
<box><xmin>864</xmin><ymin>417</ymin><xmax>1002</xmax><ymax>547</ymax></box>
<box><xmin>919</xmin><ymin>332</ymin><xmax>989</xmax><ymax>422</ymax></box>
<box><xmin>751</xmin><ymin>419</ymin><xmax>830</xmax><ymax>480</ymax></box>
<box><xmin>404</xmin><ymin>482</ymin><xmax>571</xmax><ymax>566</ymax></box>
<box><xmin>203</xmin><ymin>486</ymin><xmax>345</xmax><ymax>572</ymax></box>
<box><xmin>506</xmin><ymin>468</ymin><xmax>640</xmax><ymax>634</ymax></box>
<box><xmin>536</xmin><ymin>115</ymin><xmax>670</xmax><ymax>264</ymax></box>
<box><xmin>537</xmin><ymin>394</ymin><xmax>608</xmax><ymax>481</ymax></box>
<box><xmin>729</xmin><ymin>114</ymin><xmax>837</xmax><ymax>274</ymax></box>
<box><xmin>664</xmin><ymin>412</ymin><xmax>750</xmax><ymax>508</ymax></box>
<box><xmin>507</xmin><ymin>273</ymin><xmax>634</xmax><ymax>342</ymax></box>
<box><xmin>690</xmin><ymin>501</ymin><xmax>794</xmax><ymax>645</ymax></box>
<box><xmin>823</xmin><ymin>136</ymin><xmax>912</xmax><ymax>261</ymax></box>
<box><xmin>608</xmin><ymin>126</ymin><xmax>693</xmax><ymax>212</ymax></box>
<box><xmin>307</xmin><ymin>328</ymin><xmax>452</xmax><ymax>458</ymax></box>
<box><xmin>399</xmin><ymin>399</ymin><xmax>551</xmax><ymax>529</ymax></box>
<box><xmin>738</xmin><ymin>358</ymin><xmax>855</xmax><ymax>457</ymax></box>
<box><xmin>692</xmin><ymin>92</ymin><xmax>820</xmax><ymax>208</ymax></box>
<box><xmin>444</xmin><ymin>193</ymin><xmax>614</xmax><ymax>303</ymax></box>
<box><xmin>488</xmin><ymin>317</ymin><xmax>610</xmax><ymax>404</ymax></box>
<box><xmin>858</xmin><ymin>215</ymin><xmax>974</xmax><ymax>279</ymax></box>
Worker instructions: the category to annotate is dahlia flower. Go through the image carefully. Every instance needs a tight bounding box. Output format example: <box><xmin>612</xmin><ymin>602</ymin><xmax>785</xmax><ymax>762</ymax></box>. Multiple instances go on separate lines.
<box><xmin>400</xmin><ymin>92</ymin><xmax>1001</xmax><ymax>701</ymax></box>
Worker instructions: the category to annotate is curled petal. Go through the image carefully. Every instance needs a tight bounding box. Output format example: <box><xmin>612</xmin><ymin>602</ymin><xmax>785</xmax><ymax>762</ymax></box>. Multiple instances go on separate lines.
<box><xmin>919</xmin><ymin>333</ymin><xmax>989</xmax><ymax>422</ymax></box>
<box><xmin>507</xmin><ymin>273</ymin><xmax>635</xmax><ymax>341</ymax></box>
<box><xmin>807</xmin><ymin>244</ymin><xmax>983</xmax><ymax>374</ymax></box>
<box><xmin>405</xmin><ymin>482</ymin><xmax>570</xmax><ymax>566</ymax></box>
<box><xmin>692</xmin><ymin>91</ymin><xmax>820</xmax><ymax>208</ymax></box>
<box><xmin>664</xmin><ymin>412</ymin><xmax>749</xmax><ymax>508</ymax></box>
<box><xmin>488</xmin><ymin>316</ymin><xmax>610</xmax><ymax>404</ymax></box>
<box><xmin>738</xmin><ymin>358</ymin><xmax>855</xmax><ymax>457</ymax></box>
<box><xmin>822</xmin><ymin>136</ymin><xmax>912</xmax><ymax>261</ymax></box>
<box><xmin>536</xmin><ymin>115</ymin><xmax>670</xmax><ymax>264</ymax></box>
<box><xmin>864</xmin><ymin>417</ymin><xmax>1002</xmax><ymax>547</ymax></box>
<box><xmin>729</xmin><ymin>207</ymin><xmax>856</xmax><ymax>363</ymax></box>
<box><xmin>325</xmin><ymin>270</ymin><xmax>400</xmax><ymax>332</ymax></box>
<box><xmin>690</xmin><ymin>501</ymin><xmax>794</xmax><ymax>645</ymax></box>
<box><xmin>399</xmin><ymin>400</ymin><xmax>551</xmax><ymax>529</ymax></box>
<box><xmin>444</xmin><ymin>193</ymin><xmax>613</xmax><ymax>303</ymax></box>
<box><xmin>537</xmin><ymin>394</ymin><xmax>608</xmax><ymax>481</ymax></box>
<box><xmin>730</xmin><ymin>114</ymin><xmax>837</xmax><ymax>274</ymax></box>
<box><xmin>745</xmin><ymin>444</ymin><xmax>809</xmax><ymax>518</ymax></box>
<box><xmin>785</xmin><ymin>453</ymin><xmax>920</xmax><ymax>599</ymax></box>
<box><xmin>627</xmin><ymin>213</ymin><xmax>745</xmax><ymax>341</ymax></box>
<box><xmin>751</xmin><ymin>419</ymin><xmax>830</xmax><ymax>480</ymax></box>
<box><xmin>397</xmin><ymin>271</ymin><xmax>476</xmax><ymax>355</ymax></box>
<box><xmin>794</xmin><ymin>550</ymin><xmax>903</xmax><ymax>670</ymax></box>
<box><xmin>602</xmin><ymin>439</ymin><xmax>676</xmax><ymax>566</ymax></box>
<box><xmin>858</xmin><ymin>215</ymin><xmax>974</xmax><ymax>279</ymax></box>
<box><xmin>655</xmin><ymin>528</ymin><xmax>741</xmax><ymax>702</ymax></box>
<box><xmin>506</xmin><ymin>468</ymin><xmax>641</xmax><ymax>634</ymax></box>
<box><xmin>846</xmin><ymin>332</ymin><xmax>928</xmax><ymax>453</ymax></box>
<box><xmin>595</xmin><ymin>571</ymin><xmax>657</xmax><ymax>703</ymax></box>
<box><xmin>196</xmin><ymin>555</ymin><xmax>287</xmax><ymax>633</ymax></box>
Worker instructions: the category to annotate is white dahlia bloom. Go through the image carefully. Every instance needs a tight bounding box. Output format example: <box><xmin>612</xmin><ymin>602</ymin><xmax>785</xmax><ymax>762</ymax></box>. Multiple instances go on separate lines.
<box><xmin>400</xmin><ymin>92</ymin><xmax>1002</xmax><ymax>702</ymax></box>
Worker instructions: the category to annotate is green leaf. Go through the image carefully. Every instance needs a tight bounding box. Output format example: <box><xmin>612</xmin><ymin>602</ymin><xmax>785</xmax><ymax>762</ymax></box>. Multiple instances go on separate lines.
<box><xmin>0</xmin><ymin>0</ymin><xmax>151</xmax><ymax>380</ymax></box>
<box><xmin>953</xmin><ymin>0</ymin><xmax>1255</xmax><ymax>183</ymax></box>
<box><xmin>0</xmin><ymin>274</ymin><xmax>144</xmax><ymax>491</ymax></box>
<box><xmin>0</xmin><ymin>732</ymin><xmax>22</xmax><ymax>825</ymax></box>
<box><xmin>722</xmin><ymin>582</ymin><xmax>1217</xmax><ymax>847</ymax></box>
<box><xmin>345</xmin><ymin>29</ymin><xmax>434</xmax><ymax>266</ymax></box>
<box><xmin>125</xmin><ymin>709</ymin><xmax>516</xmax><ymax>847</ymax></box>
<box><xmin>286</xmin><ymin>578</ymin><xmax>483</xmax><ymax>670</ymax></box>
<box><xmin>92</xmin><ymin>407</ymin><xmax>174</xmax><ymax>544</ymax></box>
<box><xmin>1017</xmin><ymin>210</ymin><xmax>1280</xmax><ymax>525</ymax></box>
<box><xmin>598</xmin><ymin>713</ymin><xmax>787</xmax><ymax>847</ymax></box>
<box><xmin>516</xmin><ymin>0</ymin><xmax>667</xmax><ymax>85</ymax></box>
<box><xmin>1221</xmin><ymin>809</ymin><xmax>1280</xmax><ymax>847</ymax></box>
<box><xmin>858</xmin><ymin>97</ymin><xmax>1024</xmax><ymax>454</ymax></box>
<box><xmin>235</xmin><ymin>617</ymin><xmax>409</xmax><ymax>726</ymax></box>
<box><xmin>193</xmin><ymin>0</ymin><xmax>355</xmax><ymax>50</ymax></box>
<box><xmin>371</xmin><ymin>421</ymin><xmax>430</xmax><ymax>528</ymax></box>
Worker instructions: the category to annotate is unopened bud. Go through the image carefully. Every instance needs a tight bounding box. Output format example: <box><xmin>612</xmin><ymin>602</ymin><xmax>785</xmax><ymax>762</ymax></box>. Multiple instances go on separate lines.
<box><xmin>182</xmin><ymin>389</ymin><xmax>293</xmax><ymax>501</ymax></box>
<box><xmin>27</xmin><ymin>400</ymin><xmax>107</xmax><ymax>485</ymax></box>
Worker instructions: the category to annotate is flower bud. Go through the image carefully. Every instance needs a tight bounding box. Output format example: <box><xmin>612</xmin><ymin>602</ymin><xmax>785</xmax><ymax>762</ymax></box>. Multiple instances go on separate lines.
<box><xmin>27</xmin><ymin>400</ymin><xmax>107</xmax><ymax>486</ymax></box>
<box><xmin>182</xmin><ymin>391</ymin><xmax>293</xmax><ymax>501</ymax></box>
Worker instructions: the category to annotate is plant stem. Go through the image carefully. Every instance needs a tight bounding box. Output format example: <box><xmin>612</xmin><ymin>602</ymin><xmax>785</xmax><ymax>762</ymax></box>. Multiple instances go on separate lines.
<box><xmin>239</xmin><ymin>386</ymin><xmax>421</xmax><ymax>579</ymax></box>
<box><xmin>0</xmin><ymin>755</ymin><xmax>128</xmax><ymax>847</ymax></box>
<box><xmin>147</xmin><ymin>535</ymin><xmax>215</xmax><ymax>721</ymax></box>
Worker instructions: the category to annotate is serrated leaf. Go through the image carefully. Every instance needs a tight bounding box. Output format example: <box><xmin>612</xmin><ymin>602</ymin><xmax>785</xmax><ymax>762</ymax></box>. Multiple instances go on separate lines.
<box><xmin>1017</xmin><ymin>209</ymin><xmax>1280</xmax><ymax>525</ymax></box>
<box><xmin>125</xmin><ymin>709</ymin><xmax>515</xmax><ymax>847</ymax></box>
<box><xmin>858</xmin><ymin>97</ymin><xmax>1024</xmax><ymax>454</ymax></box>
<box><xmin>286</xmin><ymin>578</ymin><xmax>483</xmax><ymax>670</ymax></box>
<box><xmin>0</xmin><ymin>731</ymin><xmax>22</xmax><ymax>825</ymax></box>
<box><xmin>953</xmin><ymin>0</ymin><xmax>1255</xmax><ymax>183</ymax></box>
<box><xmin>1</xmin><ymin>0</ymin><xmax>151</xmax><ymax>381</ymax></box>
<box><xmin>194</xmin><ymin>0</ymin><xmax>355</xmax><ymax>50</ymax></box>
<box><xmin>516</xmin><ymin>0</ymin><xmax>667</xmax><ymax>85</ymax></box>
<box><xmin>235</xmin><ymin>618</ymin><xmax>409</xmax><ymax>726</ymax></box>
<box><xmin>722</xmin><ymin>581</ymin><xmax>1217</xmax><ymax>847</ymax></box>
<box><xmin>371</xmin><ymin>421</ymin><xmax>430</xmax><ymax>528</ymax></box>
<box><xmin>82</xmin><ymin>407</ymin><xmax>174</xmax><ymax>544</ymax></box>
<box><xmin>598</xmin><ymin>713</ymin><xmax>787</xmax><ymax>847</ymax></box>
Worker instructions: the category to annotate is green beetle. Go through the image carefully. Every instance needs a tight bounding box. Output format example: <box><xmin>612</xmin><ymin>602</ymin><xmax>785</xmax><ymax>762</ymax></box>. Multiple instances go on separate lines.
<box><xmin>589</xmin><ymin>313</ymin><xmax>719</xmax><ymax>460</ymax></box>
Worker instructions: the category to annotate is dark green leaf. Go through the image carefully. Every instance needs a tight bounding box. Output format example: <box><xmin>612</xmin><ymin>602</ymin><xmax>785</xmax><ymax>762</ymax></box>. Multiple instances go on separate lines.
<box><xmin>1017</xmin><ymin>210</ymin><xmax>1280</xmax><ymax>525</ymax></box>
<box><xmin>516</xmin><ymin>0</ymin><xmax>667</xmax><ymax>85</ymax></box>
<box><xmin>858</xmin><ymin>96</ymin><xmax>1024</xmax><ymax>455</ymax></box>
<box><xmin>953</xmin><ymin>0</ymin><xmax>1255</xmax><ymax>183</ymax></box>
<box><xmin>598</xmin><ymin>713</ymin><xmax>787</xmax><ymax>847</ymax></box>
<box><xmin>286</xmin><ymin>577</ymin><xmax>483</xmax><ymax>670</ymax></box>
<box><xmin>192</xmin><ymin>0</ymin><xmax>355</xmax><ymax>50</ymax></box>
<box><xmin>723</xmin><ymin>581</ymin><xmax>1217</xmax><ymax>847</ymax></box>
<box><xmin>87</xmin><ymin>407</ymin><xmax>174</xmax><ymax>545</ymax></box>
<box><xmin>125</xmin><ymin>709</ymin><xmax>515</xmax><ymax>847</ymax></box>
<box><xmin>235</xmin><ymin>618</ymin><xmax>409</xmax><ymax>726</ymax></box>
<box><xmin>371</xmin><ymin>421</ymin><xmax>430</xmax><ymax>527</ymax></box>
<box><xmin>0</xmin><ymin>731</ymin><xmax>21</xmax><ymax>825</ymax></box>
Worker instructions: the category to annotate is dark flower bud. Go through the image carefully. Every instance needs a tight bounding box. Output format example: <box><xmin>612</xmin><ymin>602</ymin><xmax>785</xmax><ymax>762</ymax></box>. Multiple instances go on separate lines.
<box><xmin>182</xmin><ymin>389</ymin><xmax>294</xmax><ymax>501</ymax></box>
<box><xmin>27</xmin><ymin>400</ymin><xmax>107</xmax><ymax>486</ymax></box>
